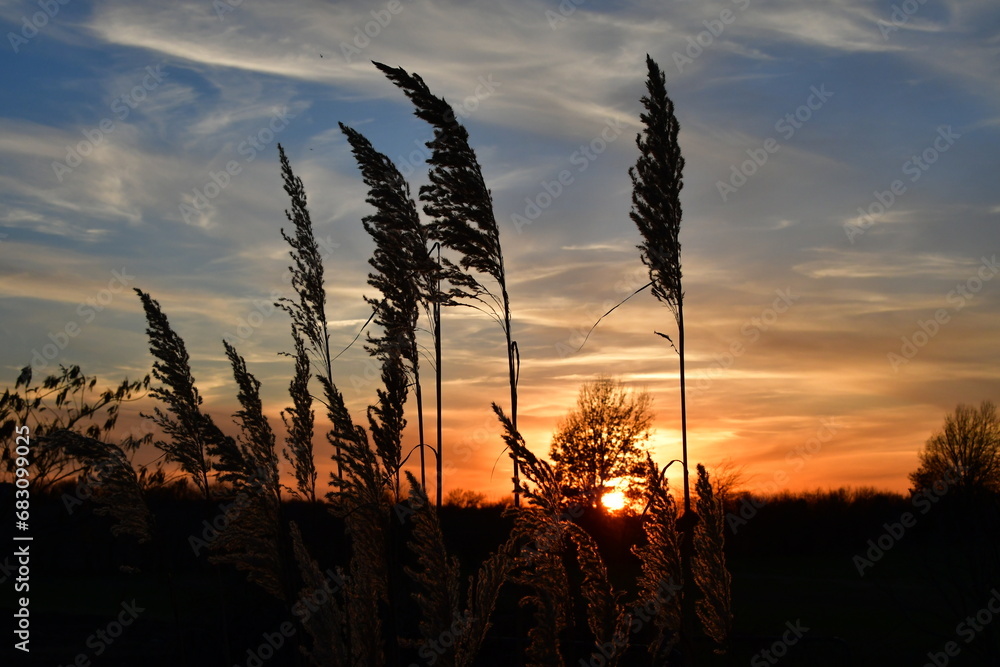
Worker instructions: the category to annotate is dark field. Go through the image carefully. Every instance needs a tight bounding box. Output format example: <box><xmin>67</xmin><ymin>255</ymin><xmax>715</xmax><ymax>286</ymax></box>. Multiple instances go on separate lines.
<box><xmin>6</xmin><ymin>487</ymin><xmax>999</xmax><ymax>666</ymax></box>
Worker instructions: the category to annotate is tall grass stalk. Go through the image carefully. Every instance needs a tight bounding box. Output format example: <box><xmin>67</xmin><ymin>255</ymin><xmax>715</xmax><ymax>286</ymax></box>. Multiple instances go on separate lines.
<box><xmin>326</xmin><ymin>357</ymin><xmax>394</xmax><ymax>665</ymax></box>
<box><xmin>134</xmin><ymin>287</ymin><xmax>238</xmax><ymax>662</ymax></box>
<box><xmin>629</xmin><ymin>55</ymin><xmax>689</xmax><ymax>514</ymax></box>
<box><xmin>282</xmin><ymin>330</ymin><xmax>317</xmax><ymax>501</ymax></box>
<box><xmin>494</xmin><ymin>402</ymin><xmax>629</xmax><ymax>664</ymax></box>
<box><xmin>41</xmin><ymin>429</ymin><xmax>155</xmax><ymax>544</ymax></box>
<box><xmin>275</xmin><ymin>145</ymin><xmax>343</xmax><ymax>482</ymax></box>
<box><xmin>374</xmin><ymin>61</ymin><xmax>521</xmax><ymax>505</ymax></box>
<box><xmin>629</xmin><ymin>54</ymin><xmax>701</xmax><ymax>661</ymax></box>
<box><xmin>434</xmin><ymin>244</ymin><xmax>443</xmax><ymax>508</ymax></box>
<box><xmin>339</xmin><ymin>122</ymin><xmax>440</xmax><ymax>498</ymax></box>
<box><xmin>633</xmin><ymin>455</ymin><xmax>684</xmax><ymax>660</ymax></box>
<box><xmin>135</xmin><ymin>288</ymin><xmax>232</xmax><ymax>501</ymax></box>
<box><xmin>693</xmin><ymin>464</ymin><xmax>733</xmax><ymax>653</ymax></box>
<box><xmin>210</xmin><ymin>340</ymin><xmax>288</xmax><ymax>601</ymax></box>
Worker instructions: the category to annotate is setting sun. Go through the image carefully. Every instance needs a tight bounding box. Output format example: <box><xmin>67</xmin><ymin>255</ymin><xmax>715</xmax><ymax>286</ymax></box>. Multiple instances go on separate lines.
<box><xmin>2</xmin><ymin>2</ymin><xmax>998</xmax><ymax>663</ymax></box>
<box><xmin>601</xmin><ymin>490</ymin><xmax>626</xmax><ymax>512</ymax></box>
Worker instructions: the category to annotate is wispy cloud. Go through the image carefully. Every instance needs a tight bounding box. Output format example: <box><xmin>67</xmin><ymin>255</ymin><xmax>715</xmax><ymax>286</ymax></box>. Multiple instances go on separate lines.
<box><xmin>0</xmin><ymin>0</ymin><xmax>997</xmax><ymax>498</ymax></box>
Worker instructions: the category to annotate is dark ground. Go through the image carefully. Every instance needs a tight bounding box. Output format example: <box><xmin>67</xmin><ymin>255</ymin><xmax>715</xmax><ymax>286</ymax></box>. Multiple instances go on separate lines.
<box><xmin>4</xmin><ymin>486</ymin><xmax>999</xmax><ymax>666</ymax></box>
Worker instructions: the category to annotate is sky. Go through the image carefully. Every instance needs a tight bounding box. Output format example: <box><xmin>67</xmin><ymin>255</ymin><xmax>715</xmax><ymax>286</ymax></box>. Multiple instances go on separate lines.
<box><xmin>1</xmin><ymin>0</ymin><xmax>998</xmax><ymax>500</ymax></box>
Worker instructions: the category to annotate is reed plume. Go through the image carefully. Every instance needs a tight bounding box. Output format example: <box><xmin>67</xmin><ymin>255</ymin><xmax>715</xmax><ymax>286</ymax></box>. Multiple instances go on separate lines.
<box><xmin>495</xmin><ymin>402</ymin><xmax>629</xmax><ymax>664</ymax></box>
<box><xmin>630</xmin><ymin>55</ymin><xmax>688</xmax><ymax>508</ymax></box>
<box><xmin>403</xmin><ymin>472</ymin><xmax>462</xmax><ymax>666</ymax></box>
<box><xmin>401</xmin><ymin>470</ymin><xmax>515</xmax><ymax>667</ymax></box>
<box><xmin>274</xmin><ymin>145</ymin><xmax>340</xmax><ymax>483</ymax></box>
<box><xmin>289</xmin><ymin>522</ymin><xmax>350</xmax><ymax>666</ymax></box>
<box><xmin>327</xmin><ymin>389</ymin><xmax>391</xmax><ymax>666</ymax></box>
<box><xmin>375</xmin><ymin>61</ymin><xmax>520</xmax><ymax>505</ymax></box>
<box><xmin>135</xmin><ymin>288</ymin><xmax>233</xmax><ymax>501</ymax></box>
<box><xmin>281</xmin><ymin>330</ymin><xmax>317</xmax><ymax>501</ymax></box>
<box><xmin>694</xmin><ymin>463</ymin><xmax>733</xmax><ymax>652</ymax></box>
<box><xmin>368</xmin><ymin>350</ymin><xmax>408</xmax><ymax>497</ymax></box>
<box><xmin>42</xmin><ymin>430</ymin><xmax>154</xmax><ymax>544</ymax></box>
<box><xmin>339</xmin><ymin>122</ymin><xmax>439</xmax><ymax>497</ymax></box>
<box><xmin>455</xmin><ymin>537</ymin><xmax>517</xmax><ymax>666</ymax></box>
<box><xmin>274</xmin><ymin>144</ymin><xmax>405</xmax><ymax>662</ymax></box>
<box><xmin>629</xmin><ymin>54</ymin><xmax>702</xmax><ymax>662</ymax></box>
<box><xmin>632</xmin><ymin>455</ymin><xmax>684</xmax><ymax>661</ymax></box>
<box><xmin>205</xmin><ymin>341</ymin><xmax>286</xmax><ymax>601</ymax></box>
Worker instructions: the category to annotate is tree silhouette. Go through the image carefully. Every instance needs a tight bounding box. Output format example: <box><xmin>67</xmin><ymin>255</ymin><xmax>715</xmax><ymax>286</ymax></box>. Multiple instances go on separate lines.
<box><xmin>549</xmin><ymin>376</ymin><xmax>653</xmax><ymax>508</ymax></box>
<box><xmin>910</xmin><ymin>400</ymin><xmax>1000</xmax><ymax>496</ymax></box>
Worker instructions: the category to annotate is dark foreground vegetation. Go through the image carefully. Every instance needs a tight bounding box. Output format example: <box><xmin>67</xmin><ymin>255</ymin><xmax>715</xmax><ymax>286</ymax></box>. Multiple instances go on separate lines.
<box><xmin>4</xmin><ymin>56</ymin><xmax>1000</xmax><ymax>667</ymax></box>
<box><xmin>3</xmin><ymin>485</ymin><xmax>999</xmax><ymax>666</ymax></box>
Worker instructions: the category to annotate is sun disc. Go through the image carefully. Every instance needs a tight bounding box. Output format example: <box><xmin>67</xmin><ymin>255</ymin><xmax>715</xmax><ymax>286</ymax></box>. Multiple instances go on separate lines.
<box><xmin>602</xmin><ymin>490</ymin><xmax>626</xmax><ymax>512</ymax></box>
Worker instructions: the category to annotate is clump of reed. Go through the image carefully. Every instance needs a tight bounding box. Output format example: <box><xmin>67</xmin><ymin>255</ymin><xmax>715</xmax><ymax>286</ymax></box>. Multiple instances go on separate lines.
<box><xmin>17</xmin><ymin>55</ymin><xmax>735</xmax><ymax>667</ymax></box>
<box><xmin>375</xmin><ymin>61</ymin><xmax>521</xmax><ymax>506</ymax></box>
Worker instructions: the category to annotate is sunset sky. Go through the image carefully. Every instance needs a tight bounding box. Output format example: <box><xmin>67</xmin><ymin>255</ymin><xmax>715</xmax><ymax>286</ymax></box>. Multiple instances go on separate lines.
<box><xmin>1</xmin><ymin>0</ymin><xmax>998</xmax><ymax>499</ymax></box>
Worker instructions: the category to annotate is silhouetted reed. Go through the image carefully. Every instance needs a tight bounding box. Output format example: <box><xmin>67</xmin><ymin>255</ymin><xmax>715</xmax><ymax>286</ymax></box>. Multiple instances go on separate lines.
<box><xmin>9</xmin><ymin>57</ymin><xmax>742</xmax><ymax>667</ymax></box>
<box><xmin>375</xmin><ymin>61</ymin><xmax>521</xmax><ymax>506</ymax></box>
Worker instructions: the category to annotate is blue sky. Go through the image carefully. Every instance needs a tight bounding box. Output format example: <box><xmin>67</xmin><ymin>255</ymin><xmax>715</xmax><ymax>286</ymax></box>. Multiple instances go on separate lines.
<box><xmin>1</xmin><ymin>0</ymin><xmax>998</xmax><ymax>497</ymax></box>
